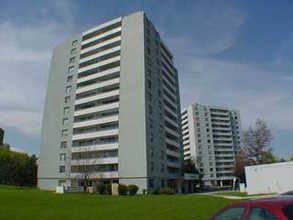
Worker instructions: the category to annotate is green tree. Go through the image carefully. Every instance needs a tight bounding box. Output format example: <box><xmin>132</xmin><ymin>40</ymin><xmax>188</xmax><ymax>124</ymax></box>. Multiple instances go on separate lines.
<box><xmin>0</xmin><ymin>146</ymin><xmax>37</xmax><ymax>187</ymax></box>
<box><xmin>243</xmin><ymin>119</ymin><xmax>273</xmax><ymax>164</ymax></box>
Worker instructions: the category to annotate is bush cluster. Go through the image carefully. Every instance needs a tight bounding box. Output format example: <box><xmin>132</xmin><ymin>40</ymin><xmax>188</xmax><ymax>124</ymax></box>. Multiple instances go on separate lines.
<box><xmin>96</xmin><ymin>183</ymin><xmax>112</xmax><ymax>195</ymax></box>
<box><xmin>147</xmin><ymin>187</ymin><xmax>175</xmax><ymax>195</ymax></box>
<box><xmin>97</xmin><ymin>183</ymin><xmax>139</xmax><ymax>195</ymax></box>
<box><xmin>160</xmin><ymin>187</ymin><xmax>175</xmax><ymax>195</ymax></box>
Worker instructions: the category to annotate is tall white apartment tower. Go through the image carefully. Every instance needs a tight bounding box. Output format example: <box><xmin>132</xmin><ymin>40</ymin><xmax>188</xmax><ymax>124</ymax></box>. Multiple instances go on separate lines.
<box><xmin>38</xmin><ymin>12</ymin><xmax>182</xmax><ymax>191</ymax></box>
<box><xmin>181</xmin><ymin>103</ymin><xmax>241</xmax><ymax>186</ymax></box>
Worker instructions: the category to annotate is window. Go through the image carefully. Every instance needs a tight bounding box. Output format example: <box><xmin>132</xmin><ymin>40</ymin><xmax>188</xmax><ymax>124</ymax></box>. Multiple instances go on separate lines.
<box><xmin>68</xmin><ymin>66</ymin><xmax>74</xmax><ymax>74</ymax></box>
<box><xmin>161</xmin><ymin>179</ymin><xmax>165</xmax><ymax>187</ymax></box>
<box><xmin>149</xmin><ymin>105</ymin><xmax>153</xmax><ymax>115</ymax></box>
<box><xmin>58</xmin><ymin>180</ymin><xmax>66</xmax><ymax>186</ymax></box>
<box><xmin>159</xmin><ymin>125</ymin><xmax>163</xmax><ymax>134</ymax></box>
<box><xmin>67</xmin><ymin>76</ymin><xmax>73</xmax><ymax>83</ymax></box>
<box><xmin>61</xmin><ymin>130</ymin><xmax>68</xmax><ymax>138</ymax></box>
<box><xmin>72</xmin><ymin>40</ymin><xmax>78</xmax><ymax>47</ymax></box>
<box><xmin>161</xmin><ymin>163</ymin><xmax>165</xmax><ymax>172</ymax></box>
<box><xmin>61</xmin><ymin>141</ymin><xmax>67</xmax><ymax>149</ymax></box>
<box><xmin>247</xmin><ymin>208</ymin><xmax>277</xmax><ymax>220</ymax></box>
<box><xmin>60</xmin><ymin>153</ymin><xmax>66</xmax><ymax>161</ymax></box>
<box><xmin>206</xmin><ymin>123</ymin><xmax>209</xmax><ymax>127</ymax></box>
<box><xmin>197</xmin><ymin>134</ymin><xmax>201</xmax><ymax>138</ymax></box>
<box><xmin>150</xmin><ymin>147</ymin><xmax>154</xmax><ymax>157</ymax></box>
<box><xmin>160</xmin><ymin>150</ymin><xmax>164</xmax><ymax>159</ymax></box>
<box><xmin>149</xmin><ymin>118</ymin><xmax>153</xmax><ymax>128</ymax></box>
<box><xmin>148</xmin><ymin>92</ymin><xmax>152</xmax><ymax>102</ymax></box>
<box><xmin>195</xmin><ymin>111</ymin><xmax>199</xmax><ymax>116</ymax></box>
<box><xmin>63</xmin><ymin>107</ymin><xmax>70</xmax><ymax>115</ymax></box>
<box><xmin>59</xmin><ymin>166</ymin><xmax>65</xmax><ymax>173</ymax></box>
<box><xmin>214</xmin><ymin>207</ymin><xmax>245</xmax><ymax>220</ymax></box>
<box><xmin>62</xmin><ymin>118</ymin><xmax>69</xmax><ymax>126</ymax></box>
<box><xmin>147</xmin><ymin>47</ymin><xmax>151</xmax><ymax>55</ymax></box>
<box><xmin>206</xmin><ymin>128</ymin><xmax>210</xmax><ymax>132</ymax></box>
<box><xmin>148</xmin><ymin>80</ymin><xmax>152</xmax><ymax>89</ymax></box>
<box><xmin>150</xmin><ymin>162</ymin><xmax>154</xmax><ymax>171</ymax></box>
<box><xmin>65</xmin><ymin>96</ymin><xmax>70</xmax><ymax>103</ymax></box>
<box><xmin>69</xmin><ymin>57</ymin><xmax>75</xmax><ymax>64</ymax></box>
<box><xmin>146</xmin><ymin>37</ymin><xmax>150</xmax><ymax>44</ymax></box>
<box><xmin>71</xmin><ymin>48</ymin><xmax>77</xmax><ymax>55</ymax></box>
<box><xmin>149</xmin><ymin>133</ymin><xmax>153</xmax><ymax>142</ymax></box>
<box><xmin>149</xmin><ymin>179</ymin><xmax>154</xmax><ymax>188</ymax></box>
<box><xmin>66</xmin><ymin>86</ymin><xmax>72</xmax><ymax>94</ymax></box>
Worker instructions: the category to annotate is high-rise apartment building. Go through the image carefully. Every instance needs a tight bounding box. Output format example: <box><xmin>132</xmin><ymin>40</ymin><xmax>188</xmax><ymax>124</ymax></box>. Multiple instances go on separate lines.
<box><xmin>38</xmin><ymin>12</ymin><xmax>182</xmax><ymax>191</ymax></box>
<box><xmin>181</xmin><ymin>103</ymin><xmax>241</xmax><ymax>186</ymax></box>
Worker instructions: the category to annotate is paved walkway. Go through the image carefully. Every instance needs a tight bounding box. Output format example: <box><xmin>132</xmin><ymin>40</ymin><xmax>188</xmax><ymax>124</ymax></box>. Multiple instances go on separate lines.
<box><xmin>196</xmin><ymin>191</ymin><xmax>278</xmax><ymax>200</ymax></box>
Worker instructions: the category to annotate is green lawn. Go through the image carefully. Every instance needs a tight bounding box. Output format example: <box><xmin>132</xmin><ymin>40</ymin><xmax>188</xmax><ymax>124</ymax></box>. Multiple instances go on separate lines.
<box><xmin>0</xmin><ymin>185</ymin><xmax>233</xmax><ymax>220</ymax></box>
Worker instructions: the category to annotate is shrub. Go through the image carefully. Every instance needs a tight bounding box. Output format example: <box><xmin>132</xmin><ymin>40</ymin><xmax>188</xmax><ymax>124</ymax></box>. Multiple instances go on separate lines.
<box><xmin>97</xmin><ymin>183</ymin><xmax>106</xmax><ymax>194</ymax></box>
<box><xmin>142</xmin><ymin>189</ymin><xmax>147</xmax><ymax>195</ymax></box>
<box><xmin>105</xmin><ymin>184</ymin><xmax>112</xmax><ymax>195</ymax></box>
<box><xmin>128</xmin><ymin>184</ymin><xmax>139</xmax><ymax>195</ymax></box>
<box><xmin>118</xmin><ymin>184</ymin><xmax>127</xmax><ymax>195</ymax></box>
<box><xmin>147</xmin><ymin>188</ymin><xmax>160</xmax><ymax>195</ymax></box>
<box><xmin>160</xmin><ymin>187</ymin><xmax>175</xmax><ymax>195</ymax></box>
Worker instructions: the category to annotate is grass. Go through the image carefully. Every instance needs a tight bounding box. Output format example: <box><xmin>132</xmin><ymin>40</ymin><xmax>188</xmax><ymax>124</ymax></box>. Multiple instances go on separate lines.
<box><xmin>0</xmin><ymin>185</ymin><xmax>234</xmax><ymax>220</ymax></box>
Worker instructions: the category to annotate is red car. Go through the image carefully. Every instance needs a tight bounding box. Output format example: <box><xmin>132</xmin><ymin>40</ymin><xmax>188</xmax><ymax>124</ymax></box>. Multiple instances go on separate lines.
<box><xmin>209</xmin><ymin>196</ymin><xmax>293</xmax><ymax>220</ymax></box>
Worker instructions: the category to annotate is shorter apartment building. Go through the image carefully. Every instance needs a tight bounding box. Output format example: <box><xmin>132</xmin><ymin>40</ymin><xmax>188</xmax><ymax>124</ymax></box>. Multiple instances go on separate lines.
<box><xmin>181</xmin><ymin>103</ymin><xmax>241</xmax><ymax>186</ymax></box>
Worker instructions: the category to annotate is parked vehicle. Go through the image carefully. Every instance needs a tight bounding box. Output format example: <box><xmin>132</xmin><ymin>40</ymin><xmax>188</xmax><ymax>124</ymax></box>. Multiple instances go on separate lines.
<box><xmin>209</xmin><ymin>196</ymin><xmax>293</xmax><ymax>220</ymax></box>
<box><xmin>280</xmin><ymin>191</ymin><xmax>293</xmax><ymax>196</ymax></box>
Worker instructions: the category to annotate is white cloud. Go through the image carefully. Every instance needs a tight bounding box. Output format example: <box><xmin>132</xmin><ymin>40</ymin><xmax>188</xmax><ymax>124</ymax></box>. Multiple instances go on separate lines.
<box><xmin>0</xmin><ymin>110</ymin><xmax>42</xmax><ymax>136</ymax></box>
<box><xmin>157</xmin><ymin>1</ymin><xmax>246</xmax><ymax>56</ymax></box>
<box><xmin>0</xmin><ymin>1</ymin><xmax>76</xmax><ymax>137</ymax></box>
<box><xmin>179</xmin><ymin>57</ymin><xmax>293</xmax><ymax>130</ymax></box>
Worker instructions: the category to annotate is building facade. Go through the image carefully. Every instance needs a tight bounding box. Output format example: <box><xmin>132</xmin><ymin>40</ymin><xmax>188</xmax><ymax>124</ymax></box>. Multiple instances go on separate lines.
<box><xmin>181</xmin><ymin>103</ymin><xmax>241</xmax><ymax>186</ymax></box>
<box><xmin>0</xmin><ymin>128</ymin><xmax>4</xmax><ymax>145</ymax></box>
<box><xmin>38</xmin><ymin>11</ymin><xmax>182</xmax><ymax>191</ymax></box>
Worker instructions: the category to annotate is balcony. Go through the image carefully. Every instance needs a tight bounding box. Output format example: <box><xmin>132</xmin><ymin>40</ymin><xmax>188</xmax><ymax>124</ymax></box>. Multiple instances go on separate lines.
<box><xmin>70</xmin><ymin>157</ymin><xmax>118</xmax><ymax>166</ymax></box>
<box><xmin>73</xmin><ymin>115</ymin><xmax>119</xmax><ymax>129</ymax></box>
<box><xmin>78</xmin><ymin>56</ymin><xmax>121</xmax><ymax>75</ymax></box>
<box><xmin>82</xmin><ymin>25</ymin><xmax>122</xmax><ymax>46</ymax></box>
<box><xmin>72</xmin><ymin>142</ymin><xmax>118</xmax><ymax>153</ymax></box>
<box><xmin>165</xmin><ymin>127</ymin><xmax>179</xmax><ymax>138</ymax></box>
<box><xmin>70</xmin><ymin>171</ymin><xmax>118</xmax><ymax>179</ymax></box>
<box><xmin>79</xmin><ymin>46</ymin><xmax>121</xmax><ymax>65</ymax></box>
<box><xmin>74</xmin><ymin>89</ymin><xmax>119</xmax><ymax>106</ymax></box>
<box><xmin>78</xmin><ymin>67</ymin><xmax>120</xmax><ymax>84</ymax></box>
<box><xmin>166</xmin><ymin>149</ymin><xmax>180</xmax><ymax>158</ymax></box>
<box><xmin>76</xmin><ymin>78</ymin><xmax>120</xmax><ymax>94</ymax></box>
<box><xmin>167</xmin><ymin>161</ymin><xmax>181</xmax><ymax>168</ymax></box>
<box><xmin>166</xmin><ymin>138</ymin><xmax>180</xmax><ymax>148</ymax></box>
<box><xmin>81</xmin><ymin>36</ymin><xmax>121</xmax><ymax>55</ymax></box>
<box><xmin>72</xmin><ymin>128</ymin><xmax>118</xmax><ymax>141</ymax></box>
<box><xmin>74</xmin><ymin>102</ymin><xmax>119</xmax><ymax>117</ymax></box>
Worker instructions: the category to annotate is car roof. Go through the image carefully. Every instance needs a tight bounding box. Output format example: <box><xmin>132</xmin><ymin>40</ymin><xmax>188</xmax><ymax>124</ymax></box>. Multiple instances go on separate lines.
<box><xmin>231</xmin><ymin>196</ymin><xmax>293</xmax><ymax>208</ymax></box>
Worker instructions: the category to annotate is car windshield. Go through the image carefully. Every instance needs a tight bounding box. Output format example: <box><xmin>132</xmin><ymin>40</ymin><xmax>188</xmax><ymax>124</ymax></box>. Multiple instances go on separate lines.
<box><xmin>214</xmin><ymin>207</ymin><xmax>246</xmax><ymax>220</ymax></box>
<box><xmin>283</xmin><ymin>205</ymin><xmax>293</xmax><ymax>220</ymax></box>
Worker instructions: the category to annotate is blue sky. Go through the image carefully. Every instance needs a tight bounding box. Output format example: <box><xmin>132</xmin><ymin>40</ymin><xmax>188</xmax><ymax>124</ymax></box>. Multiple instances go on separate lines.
<box><xmin>0</xmin><ymin>0</ymin><xmax>292</xmax><ymax>159</ymax></box>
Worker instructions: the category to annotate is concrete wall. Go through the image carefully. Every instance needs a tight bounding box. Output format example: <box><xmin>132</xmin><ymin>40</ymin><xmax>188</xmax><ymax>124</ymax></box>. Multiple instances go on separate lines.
<box><xmin>38</xmin><ymin>38</ymin><xmax>80</xmax><ymax>190</ymax></box>
<box><xmin>245</xmin><ymin>161</ymin><xmax>293</xmax><ymax>195</ymax></box>
<box><xmin>118</xmin><ymin>12</ymin><xmax>148</xmax><ymax>190</ymax></box>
